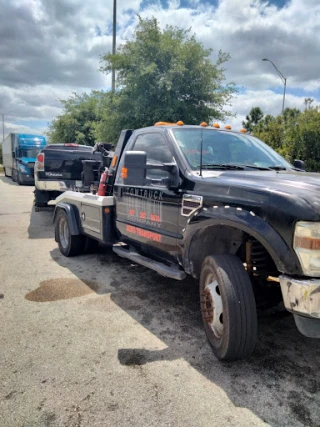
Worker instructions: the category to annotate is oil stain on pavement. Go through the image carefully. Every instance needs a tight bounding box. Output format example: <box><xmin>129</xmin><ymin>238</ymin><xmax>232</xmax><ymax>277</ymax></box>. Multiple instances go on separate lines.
<box><xmin>25</xmin><ymin>278</ymin><xmax>100</xmax><ymax>302</ymax></box>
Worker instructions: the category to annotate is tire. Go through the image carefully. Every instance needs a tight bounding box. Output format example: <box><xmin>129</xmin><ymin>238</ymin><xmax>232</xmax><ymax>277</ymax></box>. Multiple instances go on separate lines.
<box><xmin>55</xmin><ymin>210</ymin><xmax>84</xmax><ymax>257</ymax></box>
<box><xmin>17</xmin><ymin>172</ymin><xmax>22</xmax><ymax>185</ymax></box>
<box><xmin>34</xmin><ymin>189</ymin><xmax>49</xmax><ymax>208</ymax></box>
<box><xmin>200</xmin><ymin>254</ymin><xmax>257</xmax><ymax>361</ymax></box>
<box><xmin>4</xmin><ymin>168</ymin><xmax>8</xmax><ymax>177</ymax></box>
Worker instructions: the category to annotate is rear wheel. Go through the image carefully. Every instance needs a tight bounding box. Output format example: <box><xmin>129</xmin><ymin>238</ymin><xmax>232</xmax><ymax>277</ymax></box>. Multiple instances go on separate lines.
<box><xmin>4</xmin><ymin>168</ymin><xmax>8</xmax><ymax>177</ymax></box>
<box><xmin>55</xmin><ymin>210</ymin><xmax>84</xmax><ymax>257</ymax></box>
<box><xmin>34</xmin><ymin>189</ymin><xmax>49</xmax><ymax>208</ymax></box>
<box><xmin>200</xmin><ymin>254</ymin><xmax>257</xmax><ymax>361</ymax></box>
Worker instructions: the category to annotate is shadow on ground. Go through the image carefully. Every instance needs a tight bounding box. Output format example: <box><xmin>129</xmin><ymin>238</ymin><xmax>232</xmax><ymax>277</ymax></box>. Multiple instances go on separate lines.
<box><xmin>28</xmin><ymin>206</ymin><xmax>55</xmax><ymax>239</ymax></box>
<box><xmin>49</xmin><ymin>247</ymin><xmax>320</xmax><ymax>427</ymax></box>
<box><xmin>0</xmin><ymin>176</ymin><xmax>18</xmax><ymax>186</ymax></box>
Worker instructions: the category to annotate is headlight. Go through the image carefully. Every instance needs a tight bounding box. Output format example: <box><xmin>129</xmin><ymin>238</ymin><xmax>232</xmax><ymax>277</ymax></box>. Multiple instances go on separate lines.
<box><xmin>294</xmin><ymin>221</ymin><xmax>320</xmax><ymax>276</ymax></box>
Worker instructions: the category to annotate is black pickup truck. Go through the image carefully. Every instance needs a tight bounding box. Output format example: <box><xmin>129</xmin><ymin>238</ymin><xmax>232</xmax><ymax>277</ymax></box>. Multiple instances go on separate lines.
<box><xmin>53</xmin><ymin>122</ymin><xmax>320</xmax><ymax>361</ymax></box>
<box><xmin>34</xmin><ymin>143</ymin><xmax>102</xmax><ymax>209</ymax></box>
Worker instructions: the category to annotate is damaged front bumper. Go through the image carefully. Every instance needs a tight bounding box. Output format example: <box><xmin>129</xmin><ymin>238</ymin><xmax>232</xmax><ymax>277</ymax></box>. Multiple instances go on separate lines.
<box><xmin>279</xmin><ymin>275</ymin><xmax>320</xmax><ymax>338</ymax></box>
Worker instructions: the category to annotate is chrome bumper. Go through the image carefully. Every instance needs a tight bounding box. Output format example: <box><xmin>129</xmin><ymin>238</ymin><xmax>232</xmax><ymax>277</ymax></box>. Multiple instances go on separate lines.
<box><xmin>279</xmin><ymin>275</ymin><xmax>320</xmax><ymax>319</ymax></box>
<box><xmin>35</xmin><ymin>179</ymin><xmax>72</xmax><ymax>191</ymax></box>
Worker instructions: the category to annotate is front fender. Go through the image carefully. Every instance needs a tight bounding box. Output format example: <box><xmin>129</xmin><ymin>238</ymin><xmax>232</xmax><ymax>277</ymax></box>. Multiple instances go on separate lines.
<box><xmin>53</xmin><ymin>202</ymin><xmax>82</xmax><ymax>236</ymax></box>
<box><xmin>182</xmin><ymin>206</ymin><xmax>301</xmax><ymax>276</ymax></box>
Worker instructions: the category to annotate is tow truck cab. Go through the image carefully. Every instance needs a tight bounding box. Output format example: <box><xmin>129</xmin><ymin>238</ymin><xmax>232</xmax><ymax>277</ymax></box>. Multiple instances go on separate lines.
<box><xmin>54</xmin><ymin>122</ymin><xmax>320</xmax><ymax>361</ymax></box>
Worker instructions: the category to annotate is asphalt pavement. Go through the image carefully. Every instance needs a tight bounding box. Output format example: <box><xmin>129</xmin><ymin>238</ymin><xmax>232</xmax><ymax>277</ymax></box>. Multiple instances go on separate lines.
<box><xmin>0</xmin><ymin>174</ymin><xmax>319</xmax><ymax>427</ymax></box>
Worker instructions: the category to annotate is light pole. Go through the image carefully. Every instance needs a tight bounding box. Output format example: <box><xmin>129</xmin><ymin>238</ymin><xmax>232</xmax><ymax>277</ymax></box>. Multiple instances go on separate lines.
<box><xmin>112</xmin><ymin>0</ymin><xmax>117</xmax><ymax>93</ymax></box>
<box><xmin>262</xmin><ymin>58</ymin><xmax>287</xmax><ymax>114</ymax></box>
<box><xmin>1</xmin><ymin>114</ymin><xmax>4</xmax><ymax>143</ymax></box>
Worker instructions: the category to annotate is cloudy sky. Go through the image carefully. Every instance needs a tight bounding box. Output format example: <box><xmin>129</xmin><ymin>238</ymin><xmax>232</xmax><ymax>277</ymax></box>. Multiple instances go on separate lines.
<box><xmin>1</xmin><ymin>0</ymin><xmax>319</xmax><ymax>138</ymax></box>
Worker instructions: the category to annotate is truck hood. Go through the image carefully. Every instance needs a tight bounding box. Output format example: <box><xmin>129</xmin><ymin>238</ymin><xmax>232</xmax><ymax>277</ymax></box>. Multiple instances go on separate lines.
<box><xmin>197</xmin><ymin>169</ymin><xmax>320</xmax><ymax>218</ymax></box>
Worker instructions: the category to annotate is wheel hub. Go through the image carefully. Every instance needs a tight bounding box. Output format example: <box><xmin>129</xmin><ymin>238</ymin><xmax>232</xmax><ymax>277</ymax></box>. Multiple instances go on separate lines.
<box><xmin>59</xmin><ymin>217</ymin><xmax>70</xmax><ymax>250</ymax></box>
<box><xmin>201</xmin><ymin>278</ymin><xmax>224</xmax><ymax>338</ymax></box>
<box><xmin>201</xmin><ymin>288</ymin><xmax>214</xmax><ymax>323</ymax></box>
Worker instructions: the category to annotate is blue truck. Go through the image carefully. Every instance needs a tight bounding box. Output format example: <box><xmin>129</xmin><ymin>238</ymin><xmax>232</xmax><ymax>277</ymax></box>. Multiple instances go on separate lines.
<box><xmin>2</xmin><ymin>133</ymin><xmax>47</xmax><ymax>185</ymax></box>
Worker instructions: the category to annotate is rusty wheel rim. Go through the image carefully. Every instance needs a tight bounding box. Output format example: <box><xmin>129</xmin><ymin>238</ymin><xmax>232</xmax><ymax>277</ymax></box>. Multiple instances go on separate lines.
<box><xmin>201</xmin><ymin>273</ymin><xmax>224</xmax><ymax>338</ymax></box>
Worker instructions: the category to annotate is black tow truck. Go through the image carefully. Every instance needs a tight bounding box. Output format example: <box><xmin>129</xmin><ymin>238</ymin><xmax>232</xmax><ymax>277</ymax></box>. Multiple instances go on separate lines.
<box><xmin>53</xmin><ymin>122</ymin><xmax>320</xmax><ymax>361</ymax></box>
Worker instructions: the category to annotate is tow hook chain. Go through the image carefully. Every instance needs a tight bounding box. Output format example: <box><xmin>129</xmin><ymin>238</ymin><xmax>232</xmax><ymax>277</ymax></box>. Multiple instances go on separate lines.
<box><xmin>201</xmin><ymin>288</ymin><xmax>214</xmax><ymax>323</ymax></box>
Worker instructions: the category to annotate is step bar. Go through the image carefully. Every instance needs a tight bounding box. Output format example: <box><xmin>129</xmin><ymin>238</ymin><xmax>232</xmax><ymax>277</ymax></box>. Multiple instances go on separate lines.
<box><xmin>113</xmin><ymin>246</ymin><xmax>186</xmax><ymax>280</ymax></box>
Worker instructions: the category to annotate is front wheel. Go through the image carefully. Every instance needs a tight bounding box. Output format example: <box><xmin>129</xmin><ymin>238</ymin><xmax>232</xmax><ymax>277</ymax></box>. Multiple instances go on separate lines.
<box><xmin>55</xmin><ymin>210</ymin><xmax>84</xmax><ymax>257</ymax></box>
<box><xmin>200</xmin><ymin>254</ymin><xmax>257</xmax><ymax>361</ymax></box>
<box><xmin>17</xmin><ymin>172</ymin><xmax>22</xmax><ymax>185</ymax></box>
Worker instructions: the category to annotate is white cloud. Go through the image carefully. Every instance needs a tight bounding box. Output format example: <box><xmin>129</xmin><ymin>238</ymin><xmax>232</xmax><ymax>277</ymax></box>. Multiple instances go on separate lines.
<box><xmin>0</xmin><ymin>0</ymin><xmax>319</xmax><ymax>138</ymax></box>
<box><xmin>168</xmin><ymin>0</ymin><xmax>181</xmax><ymax>9</ymax></box>
<box><xmin>221</xmin><ymin>89</ymin><xmax>319</xmax><ymax>130</ymax></box>
<box><xmin>2</xmin><ymin>121</ymin><xmax>47</xmax><ymax>138</ymax></box>
<box><xmin>0</xmin><ymin>84</ymin><xmax>93</xmax><ymax>122</ymax></box>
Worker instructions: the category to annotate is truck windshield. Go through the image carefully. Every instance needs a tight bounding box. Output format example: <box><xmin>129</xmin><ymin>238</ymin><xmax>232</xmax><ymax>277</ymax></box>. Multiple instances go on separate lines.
<box><xmin>19</xmin><ymin>148</ymin><xmax>41</xmax><ymax>159</ymax></box>
<box><xmin>171</xmin><ymin>128</ymin><xmax>292</xmax><ymax>170</ymax></box>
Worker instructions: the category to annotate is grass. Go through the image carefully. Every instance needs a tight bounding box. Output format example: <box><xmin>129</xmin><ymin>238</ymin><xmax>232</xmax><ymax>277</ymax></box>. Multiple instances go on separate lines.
<box><xmin>0</xmin><ymin>165</ymin><xmax>3</xmax><ymax>173</ymax></box>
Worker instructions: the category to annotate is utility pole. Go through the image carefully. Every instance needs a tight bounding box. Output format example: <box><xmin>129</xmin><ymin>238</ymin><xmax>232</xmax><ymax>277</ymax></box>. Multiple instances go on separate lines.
<box><xmin>112</xmin><ymin>0</ymin><xmax>117</xmax><ymax>93</ymax></box>
<box><xmin>1</xmin><ymin>114</ymin><xmax>4</xmax><ymax>143</ymax></box>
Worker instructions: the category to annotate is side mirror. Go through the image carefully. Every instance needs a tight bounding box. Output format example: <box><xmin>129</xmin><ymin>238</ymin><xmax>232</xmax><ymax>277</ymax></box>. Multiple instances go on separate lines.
<box><xmin>123</xmin><ymin>151</ymin><xmax>147</xmax><ymax>186</ymax></box>
<box><xmin>293</xmin><ymin>159</ymin><xmax>306</xmax><ymax>170</ymax></box>
<box><xmin>123</xmin><ymin>151</ymin><xmax>180</xmax><ymax>189</ymax></box>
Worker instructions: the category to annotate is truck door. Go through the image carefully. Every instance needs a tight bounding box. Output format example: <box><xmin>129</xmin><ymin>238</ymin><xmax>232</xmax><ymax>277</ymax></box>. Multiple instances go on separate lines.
<box><xmin>114</xmin><ymin>132</ymin><xmax>182</xmax><ymax>257</ymax></box>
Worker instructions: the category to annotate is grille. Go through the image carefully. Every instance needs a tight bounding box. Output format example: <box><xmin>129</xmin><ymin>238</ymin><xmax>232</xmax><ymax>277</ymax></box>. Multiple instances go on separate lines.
<box><xmin>183</xmin><ymin>200</ymin><xmax>202</xmax><ymax>208</ymax></box>
<box><xmin>181</xmin><ymin>195</ymin><xmax>203</xmax><ymax>217</ymax></box>
<box><xmin>28</xmin><ymin>163</ymin><xmax>35</xmax><ymax>177</ymax></box>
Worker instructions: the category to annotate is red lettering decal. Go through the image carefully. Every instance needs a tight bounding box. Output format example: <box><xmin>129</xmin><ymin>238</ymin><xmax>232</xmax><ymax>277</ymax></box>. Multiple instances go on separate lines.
<box><xmin>126</xmin><ymin>225</ymin><xmax>161</xmax><ymax>242</ymax></box>
<box><xmin>150</xmin><ymin>214</ymin><xmax>161</xmax><ymax>222</ymax></box>
<box><xmin>140</xmin><ymin>211</ymin><xmax>146</xmax><ymax>219</ymax></box>
<box><xmin>126</xmin><ymin>225</ymin><xmax>136</xmax><ymax>234</ymax></box>
<box><xmin>129</xmin><ymin>209</ymin><xmax>135</xmax><ymax>216</ymax></box>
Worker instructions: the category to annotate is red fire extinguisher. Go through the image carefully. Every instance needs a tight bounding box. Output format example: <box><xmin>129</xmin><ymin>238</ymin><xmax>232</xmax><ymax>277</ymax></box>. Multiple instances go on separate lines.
<box><xmin>97</xmin><ymin>168</ymin><xmax>108</xmax><ymax>196</ymax></box>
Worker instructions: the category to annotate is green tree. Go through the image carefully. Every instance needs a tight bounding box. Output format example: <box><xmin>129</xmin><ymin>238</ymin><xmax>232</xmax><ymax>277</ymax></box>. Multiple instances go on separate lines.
<box><xmin>304</xmin><ymin>98</ymin><xmax>314</xmax><ymax>111</ymax></box>
<box><xmin>47</xmin><ymin>91</ymin><xmax>108</xmax><ymax>146</ymax></box>
<box><xmin>245</xmin><ymin>106</ymin><xmax>320</xmax><ymax>171</ymax></box>
<box><xmin>285</xmin><ymin>108</ymin><xmax>320</xmax><ymax>171</ymax></box>
<box><xmin>253</xmin><ymin>114</ymin><xmax>284</xmax><ymax>152</ymax></box>
<box><xmin>100</xmin><ymin>17</ymin><xmax>236</xmax><ymax>137</ymax></box>
<box><xmin>242</xmin><ymin>107</ymin><xmax>264</xmax><ymax>132</ymax></box>
<box><xmin>91</xmin><ymin>92</ymin><xmax>121</xmax><ymax>144</ymax></box>
<box><xmin>252</xmin><ymin>108</ymin><xmax>301</xmax><ymax>157</ymax></box>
